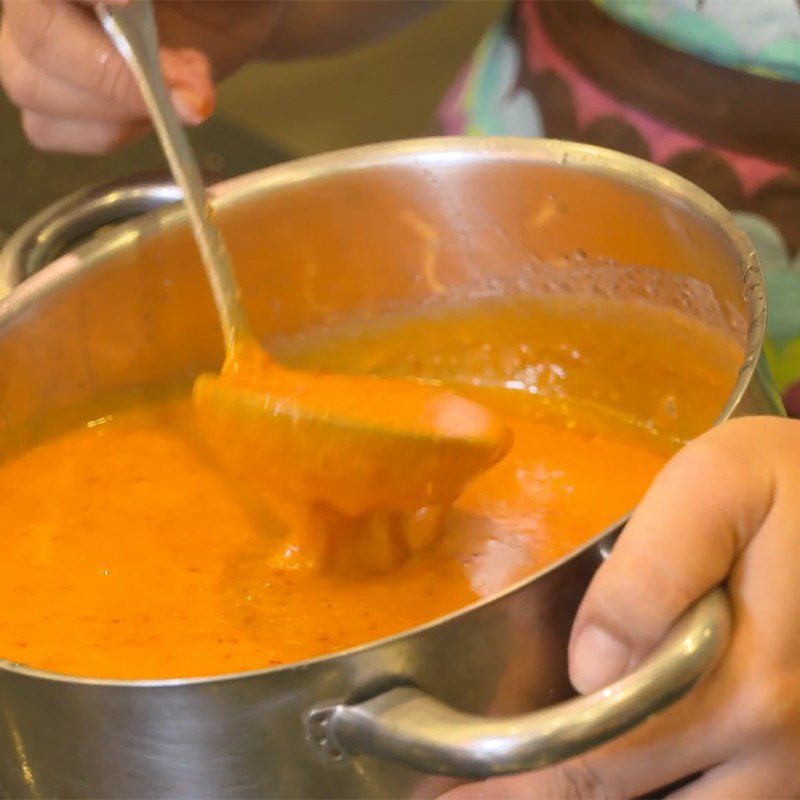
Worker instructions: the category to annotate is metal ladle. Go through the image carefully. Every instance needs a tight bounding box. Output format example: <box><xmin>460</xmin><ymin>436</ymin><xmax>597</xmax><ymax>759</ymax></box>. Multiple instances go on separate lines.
<box><xmin>95</xmin><ymin>0</ymin><xmax>511</xmax><ymax>524</ymax></box>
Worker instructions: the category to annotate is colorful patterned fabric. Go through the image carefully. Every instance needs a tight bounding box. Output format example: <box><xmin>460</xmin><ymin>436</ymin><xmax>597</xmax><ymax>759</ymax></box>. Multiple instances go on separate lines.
<box><xmin>594</xmin><ymin>0</ymin><xmax>800</xmax><ymax>82</ymax></box>
<box><xmin>438</xmin><ymin>0</ymin><xmax>800</xmax><ymax>416</ymax></box>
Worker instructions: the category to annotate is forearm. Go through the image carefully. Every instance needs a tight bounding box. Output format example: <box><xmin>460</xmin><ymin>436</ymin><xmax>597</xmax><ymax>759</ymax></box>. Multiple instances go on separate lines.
<box><xmin>261</xmin><ymin>0</ymin><xmax>443</xmax><ymax>59</ymax></box>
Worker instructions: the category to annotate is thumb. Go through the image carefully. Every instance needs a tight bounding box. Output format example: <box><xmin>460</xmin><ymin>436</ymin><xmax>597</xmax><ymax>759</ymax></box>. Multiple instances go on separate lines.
<box><xmin>93</xmin><ymin>44</ymin><xmax>214</xmax><ymax>126</ymax></box>
<box><xmin>160</xmin><ymin>48</ymin><xmax>215</xmax><ymax>125</ymax></box>
<box><xmin>568</xmin><ymin>417</ymin><xmax>777</xmax><ymax>694</ymax></box>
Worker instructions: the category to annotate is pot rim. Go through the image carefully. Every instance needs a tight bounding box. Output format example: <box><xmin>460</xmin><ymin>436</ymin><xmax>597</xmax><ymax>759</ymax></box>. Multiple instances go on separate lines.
<box><xmin>0</xmin><ymin>136</ymin><xmax>765</xmax><ymax>688</ymax></box>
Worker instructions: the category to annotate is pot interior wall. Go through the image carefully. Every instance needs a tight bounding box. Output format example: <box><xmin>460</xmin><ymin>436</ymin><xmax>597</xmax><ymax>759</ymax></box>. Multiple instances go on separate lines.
<box><xmin>0</xmin><ymin>155</ymin><xmax>747</xmax><ymax>444</ymax></box>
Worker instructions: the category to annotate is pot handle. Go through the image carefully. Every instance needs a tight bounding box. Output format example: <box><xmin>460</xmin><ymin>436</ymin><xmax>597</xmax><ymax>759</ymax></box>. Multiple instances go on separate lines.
<box><xmin>0</xmin><ymin>174</ymin><xmax>181</xmax><ymax>290</ymax></box>
<box><xmin>308</xmin><ymin>588</ymin><xmax>729</xmax><ymax>778</ymax></box>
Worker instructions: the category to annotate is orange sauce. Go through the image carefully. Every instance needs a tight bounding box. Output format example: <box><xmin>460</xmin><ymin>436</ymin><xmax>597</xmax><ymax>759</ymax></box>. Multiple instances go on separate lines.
<box><xmin>193</xmin><ymin>337</ymin><xmax>512</xmax><ymax>520</ymax></box>
<box><xmin>0</xmin><ymin>296</ymin><xmax>741</xmax><ymax>679</ymax></box>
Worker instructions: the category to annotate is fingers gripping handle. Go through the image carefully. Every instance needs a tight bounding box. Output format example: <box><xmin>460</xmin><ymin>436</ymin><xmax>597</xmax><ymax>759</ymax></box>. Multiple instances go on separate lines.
<box><xmin>308</xmin><ymin>588</ymin><xmax>730</xmax><ymax>778</ymax></box>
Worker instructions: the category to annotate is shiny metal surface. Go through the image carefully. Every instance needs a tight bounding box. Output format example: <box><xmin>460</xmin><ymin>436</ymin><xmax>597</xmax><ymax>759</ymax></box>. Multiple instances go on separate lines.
<box><xmin>314</xmin><ymin>589</ymin><xmax>729</xmax><ymax>776</ymax></box>
<box><xmin>0</xmin><ymin>138</ymin><xmax>781</xmax><ymax>799</ymax></box>
<box><xmin>0</xmin><ymin>175</ymin><xmax>180</xmax><ymax>290</ymax></box>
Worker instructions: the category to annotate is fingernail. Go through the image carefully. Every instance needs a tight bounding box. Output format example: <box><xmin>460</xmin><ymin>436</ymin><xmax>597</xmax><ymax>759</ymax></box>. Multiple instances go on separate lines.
<box><xmin>570</xmin><ymin>625</ymin><xmax>630</xmax><ymax>694</ymax></box>
<box><xmin>170</xmin><ymin>88</ymin><xmax>207</xmax><ymax>126</ymax></box>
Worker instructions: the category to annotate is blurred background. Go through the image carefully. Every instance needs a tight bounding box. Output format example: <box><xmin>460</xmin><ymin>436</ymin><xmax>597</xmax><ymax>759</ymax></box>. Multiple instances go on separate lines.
<box><xmin>0</xmin><ymin>1</ymin><xmax>503</xmax><ymax>246</ymax></box>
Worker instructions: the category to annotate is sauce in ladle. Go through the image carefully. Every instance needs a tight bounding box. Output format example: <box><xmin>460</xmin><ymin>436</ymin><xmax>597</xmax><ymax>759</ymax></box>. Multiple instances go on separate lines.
<box><xmin>194</xmin><ymin>338</ymin><xmax>511</xmax><ymax>520</ymax></box>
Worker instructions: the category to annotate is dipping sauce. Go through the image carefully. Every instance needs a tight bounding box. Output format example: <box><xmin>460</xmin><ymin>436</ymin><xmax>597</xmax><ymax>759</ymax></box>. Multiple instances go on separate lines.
<box><xmin>0</xmin><ymin>295</ymin><xmax>740</xmax><ymax>679</ymax></box>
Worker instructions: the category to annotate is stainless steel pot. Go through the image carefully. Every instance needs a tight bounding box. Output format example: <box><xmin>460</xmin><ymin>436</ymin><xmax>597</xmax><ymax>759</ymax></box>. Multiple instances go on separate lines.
<box><xmin>0</xmin><ymin>138</ymin><xmax>782</xmax><ymax>799</ymax></box>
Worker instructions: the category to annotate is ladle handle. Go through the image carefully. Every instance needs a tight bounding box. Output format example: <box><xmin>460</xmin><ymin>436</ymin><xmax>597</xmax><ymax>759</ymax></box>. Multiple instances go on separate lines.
<box><xmin>96</xmin><ymin>0</ymin><xmax>250</xmax><ymax>351</ymax></box>
<box><xmin>308</xmin><ymin>588</ymin><xmax>729</xmax><ymax>778</ymax></box>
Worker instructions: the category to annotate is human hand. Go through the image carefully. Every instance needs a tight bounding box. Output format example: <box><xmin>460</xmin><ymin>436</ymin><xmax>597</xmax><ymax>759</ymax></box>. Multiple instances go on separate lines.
<box><xmin>443</xmin><ymin>416</ymin><xmax>800</xmax><ymax>798</ymax></box>
<box><xmin>0</xmin><ymin>0</ymin><xmax>279</xmax><ymax>153</ymax></box>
